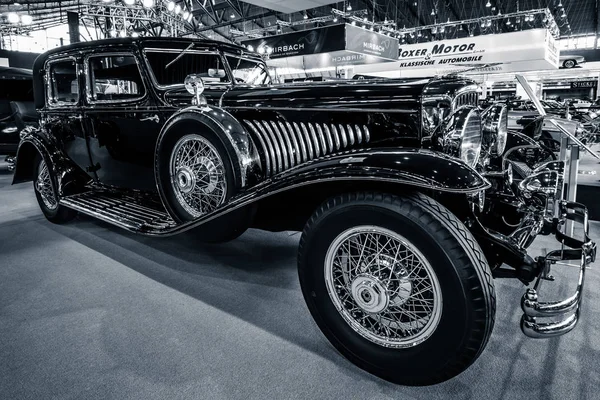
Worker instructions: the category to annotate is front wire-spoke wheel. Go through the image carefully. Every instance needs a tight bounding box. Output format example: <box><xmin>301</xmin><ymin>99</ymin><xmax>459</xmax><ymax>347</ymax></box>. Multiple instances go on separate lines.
<box><xmin>169</xmin><ymin>134</ymin><xmax>228</xmax><ymax>219</ymax></box>
<box><xmin>298</xmin><ymin>192</ymin><xmax>496</xmax><ymax>386</ymax></box>
<box><xmin>325</xmin><ymin>226</ymin><xmax>443</xmax><ymax>348</ymax></box>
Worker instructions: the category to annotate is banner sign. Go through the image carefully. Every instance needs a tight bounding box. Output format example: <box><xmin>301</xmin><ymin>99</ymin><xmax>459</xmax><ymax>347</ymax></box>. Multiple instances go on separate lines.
<box><xmin>354</xmin><ymin>29</ymin><xmax>559</xmax><ymax>78</ymax></box>
<box><xmin>242</xmin><ymin>24</ymin><xmax>398</xmax><ymax>64</ymax></box>
<box><xmin>345</xmin><ymin>24</ymin><xmax>399</xmax><ymax>60</ymax></box>
<box><xmin>242</xmin><ymin>25</ymin><xmax>345</xmax><ymax>59</ymax></box>
<box><xmin>571</xmin><ymin>80</ymin><xmax>597</xmax><ymax>88</ymax></box>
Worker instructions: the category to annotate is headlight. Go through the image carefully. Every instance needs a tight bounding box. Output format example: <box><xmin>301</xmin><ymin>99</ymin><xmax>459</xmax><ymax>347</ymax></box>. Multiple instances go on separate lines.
<box><xmin>422</xmin><ymin>97</ymin><xmax>452</xmax><ymax>135</ymax></box>
<box><xmin>442</xmin><ymin>106</ymin><xmax>482</xmax><ymax>168</ymax></box>
<box><xmin>482</xmin><ymin>104</ymin><xmax>508</xmax><ymax>155</ymax></box>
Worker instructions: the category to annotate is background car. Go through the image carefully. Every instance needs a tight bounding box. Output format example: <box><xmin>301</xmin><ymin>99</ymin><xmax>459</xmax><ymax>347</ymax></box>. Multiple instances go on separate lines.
<box><xmin>559</xmin><ymin>54</ymin><xmax>586</xmax><ymax>68</ymax></box>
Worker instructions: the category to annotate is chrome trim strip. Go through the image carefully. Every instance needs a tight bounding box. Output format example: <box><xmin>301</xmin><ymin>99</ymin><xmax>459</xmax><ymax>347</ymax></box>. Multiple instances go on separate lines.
<box><xmin>354</xmin><ymin>124</ymin><xmax>363</xmax><ymax>144</ymax></box>
<box><xmin>269</xmin><ymin>120</ymin><xmax>291</xmax><ymax>170</ymax></box>
<box><xmin>338</xmin><ymin>124</ymin><xmax>348</xmax><ymax>148</ymax></box>
<box><xmin>331</xmin><ymin>124</ymin><xmax>341</xmax><ymax>150</ymax></box>
<box><xmin>315</xmin><ymin>124</ymin><xmax>328</xmax><ymax>156</ymax></box>
<box><xmin>244</xmin><ymin>120</ymin><xmax>272</xmax><ymax>176</ymax></box>
<box><xmin>279</xmin><ymin>121</ymin><xmax>300</xmax><ymax>167</ymax></box>
<box><xmin>260</xmin><ymin>120</ymin><xmax>284</xmax><ymax>173</ymax></box>
<box><xmin>225</xmin><ymin>106</ymin><xmax>415</xmax><ymax>114</ymax></box>
<box><xmin>292</xmin><ymin>122</ymin><xmax>309</xmax><ymax>163</ymax></box>
<box><xmin>308</xmin><ymin>122</ymin><xmax>321</xmax><ymax>157</ymax></box>
<box><xmin>300</xmin><ymin>122</ymin><xmax>315</xmax><ymax>160</ymax></box>
<box><xmin>322</xmin><ymin>124</ymin><xmax>334</xmax><ymax>153</ymax></box>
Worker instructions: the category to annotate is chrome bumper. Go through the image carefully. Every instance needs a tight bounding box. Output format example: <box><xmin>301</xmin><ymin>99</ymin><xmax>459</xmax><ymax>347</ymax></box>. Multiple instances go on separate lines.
<box><xmin>520</xmin><ymin>201</ymin><xmax>596</xmax><ymax>338</ymax></box>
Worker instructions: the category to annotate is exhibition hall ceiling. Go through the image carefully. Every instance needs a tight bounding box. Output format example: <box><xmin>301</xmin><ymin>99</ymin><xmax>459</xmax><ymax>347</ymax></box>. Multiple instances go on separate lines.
<box><xmin>0</xmin><ymin>0</ymin><xmax>596</xmax><ymax>42</ymax></box>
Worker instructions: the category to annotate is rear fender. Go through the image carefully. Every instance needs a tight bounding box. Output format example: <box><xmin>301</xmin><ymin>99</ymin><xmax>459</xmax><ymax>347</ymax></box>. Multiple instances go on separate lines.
<box><xmin>12</xmin><ymin>128</ymin><xmax>88</xmax><ymax>196</ymax></box>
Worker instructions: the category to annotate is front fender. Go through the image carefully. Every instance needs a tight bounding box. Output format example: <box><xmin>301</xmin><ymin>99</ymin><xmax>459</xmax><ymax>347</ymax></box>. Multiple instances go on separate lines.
<box><xmin>275</xmin><ymin>148</ymin><xmax>490</xmax><ymax>193</ymax></box>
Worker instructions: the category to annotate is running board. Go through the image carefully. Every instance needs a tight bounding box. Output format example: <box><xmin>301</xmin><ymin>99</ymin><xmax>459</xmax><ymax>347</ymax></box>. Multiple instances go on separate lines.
<box><xmin>60</xmin><ymin>191</ymin><xmax>177</xmax><ymax>233</ymax></box>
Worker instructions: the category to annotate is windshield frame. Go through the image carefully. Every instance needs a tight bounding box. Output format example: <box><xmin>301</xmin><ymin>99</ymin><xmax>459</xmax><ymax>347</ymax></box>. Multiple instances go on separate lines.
<box><xmin>223</xmin><ymin>52</ymin><xmax>271</xmax><ymax>86</ymax></box>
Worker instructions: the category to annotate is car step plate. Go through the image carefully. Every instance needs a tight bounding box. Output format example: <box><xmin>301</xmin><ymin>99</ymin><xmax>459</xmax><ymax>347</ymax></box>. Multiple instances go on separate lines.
<box><xmin>60</xmin><ymin>191</ymin><xmax>177</xmax><ymax>233</ymax></box>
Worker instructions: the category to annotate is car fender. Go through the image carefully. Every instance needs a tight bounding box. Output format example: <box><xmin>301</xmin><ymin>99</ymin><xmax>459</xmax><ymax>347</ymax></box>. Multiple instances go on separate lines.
<box><xmin>151</xmin><ymin>147</ymin><xmax>490</xmax><ymax>237</ymax></box>
<box><xmin>12</xmin><ymin>127</ymin><xmax>88</xmax><ymax>197</ymax></box>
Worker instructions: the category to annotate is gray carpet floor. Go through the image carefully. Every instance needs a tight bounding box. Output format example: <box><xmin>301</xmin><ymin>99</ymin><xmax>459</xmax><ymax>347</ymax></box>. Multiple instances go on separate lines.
<box><xmin>1</xmin><ymin>162</ymin><xmax>599</xmax><ymax>400</ymax></box>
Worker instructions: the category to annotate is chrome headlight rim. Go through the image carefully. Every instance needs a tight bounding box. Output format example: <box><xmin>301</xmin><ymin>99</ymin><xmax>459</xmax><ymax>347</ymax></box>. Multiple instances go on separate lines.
<box><xmin>443</xmin><ymin>106</ymin><xmax>482</xmax><ymax>168</ymax></box>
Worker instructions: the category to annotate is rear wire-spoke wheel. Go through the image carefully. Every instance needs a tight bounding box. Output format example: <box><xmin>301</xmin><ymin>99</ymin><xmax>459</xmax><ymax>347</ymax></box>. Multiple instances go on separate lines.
<box><xmin>36</xmin><ymin>160</ymin><xmax>58</xmax><ymax>211</ymax></box>
<box><xmin>170</xmin><ymin>134</ymin><xmax>227</xmax><ymax>218</ymax></box>
<box><xmin>33</xmin><ymin>154</ymin><xmax>77</xmax><ymax>224</ymax></box>
<box><xmin>298</xmin><ymin>192</ymin><xmax>496</xmax><ymax>386</ymax></box>
<box><xmin>325</xmin><ymin>226</ymin><xmax>443</xmax><ymax>348</ymax></box>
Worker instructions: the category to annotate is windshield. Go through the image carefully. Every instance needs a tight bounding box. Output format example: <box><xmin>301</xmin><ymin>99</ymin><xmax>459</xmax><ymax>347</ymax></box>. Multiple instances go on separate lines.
<box><xmin>226</xmin><ymin>55</ymin><xmax>270</xmax><ymax>85</ymax></box>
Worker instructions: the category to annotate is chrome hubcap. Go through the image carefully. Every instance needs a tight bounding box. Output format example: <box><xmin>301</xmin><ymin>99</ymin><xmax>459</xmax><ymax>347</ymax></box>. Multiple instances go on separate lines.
<box><xmin>325</xmin><ymin>226</ymin><xmax>443</xmax><ymax>348</ymax></box>
<box><xmin>170</xmin><ymin>134</ymin><xmax>227</xmax><ymax>218</ymax></box>
<box><xmin>35</xmin><ymin>159</ymin><xmax>58</xmax><ymax>211</ymax></box>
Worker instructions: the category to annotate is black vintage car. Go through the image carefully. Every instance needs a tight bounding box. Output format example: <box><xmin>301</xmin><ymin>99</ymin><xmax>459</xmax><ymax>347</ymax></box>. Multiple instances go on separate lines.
<box><xmin>12</xmin><ymin>38</ymin><xmax>595</xmax><ymax>385</ymax></box>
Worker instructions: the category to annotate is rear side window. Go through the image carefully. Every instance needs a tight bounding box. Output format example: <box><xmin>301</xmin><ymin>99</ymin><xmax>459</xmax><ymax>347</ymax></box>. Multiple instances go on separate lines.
<box><xmin>48</xmin><ymin>59</ymin><xmax>78</xmax><ymax>105</ymax></box>
<box><xmin>88</xmin><ymin>54</ymin><xmax>145</xmax><ymax>102</ymax></box>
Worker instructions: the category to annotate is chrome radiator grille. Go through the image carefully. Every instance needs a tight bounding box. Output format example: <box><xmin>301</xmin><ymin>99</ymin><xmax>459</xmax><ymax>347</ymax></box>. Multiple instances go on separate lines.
<box><xmin>454</xmin><ymin>91</ymin><xmax>479</xmax><ymax>109</ymax></box>
<box><xmin>244</xmin><ymin>120</ymin><xmax>371</xmax><ymax>177</ymax></box>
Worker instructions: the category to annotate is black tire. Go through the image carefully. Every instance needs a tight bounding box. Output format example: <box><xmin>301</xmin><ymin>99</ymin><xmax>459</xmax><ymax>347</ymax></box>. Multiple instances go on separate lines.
<box><xmin>33</xmin><ymin>154</ymin><xmax>77</xmax><ymax>224</ymax></box>
<box><xmin>298</xmin><ymin>192</ymin><xmax>496</xmax><ymax>386</ymax></box>
<box><xmin>563</xmin><ymin>59</ymin><xmax>576</xmax><ymax>69</ymax></box>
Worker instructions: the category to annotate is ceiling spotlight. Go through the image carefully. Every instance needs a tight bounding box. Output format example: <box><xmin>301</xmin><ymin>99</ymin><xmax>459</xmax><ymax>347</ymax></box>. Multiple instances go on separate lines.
<box><xmin>440</xmin><ymin>26</ymin><xmax>445</xmax><ymax>33</ymax></box>
<box><xmin>486</xmin><ymin>19</ymin><xmax>491</xmax><ymax>26</ymax></box>
<box><xmin>561</xmin><ymin>10</ymin><xmax>566</xmax><ymax>18</ymax></box>
<box><xmin>506</xmin><ymin>19</ymin><xmax>511</xmax><ymax>25</ymax></box>
<box><xmin>183</xmin><ymin>11</ymin><xmax>190</xmax><ymax>19</ymax></box>
<box><xmin>558</xmin><ymin>1</ymin><xmax>563</xmax><ymax>6</ymax></box>
<box><xmin>303</xmin><ymin>14</ymin><xmax>308</xmax><ymax>19</ymax></box>
<box><xmin>110</xmin><ymin>29</ymin><xmax>117</xmax><ymax>37</ymax></box>
<box><xmin>351</xmin><ymin>20</ymin><xmax>356</xmax><ymax>25</ymax></box>
<box><xmin>231</xmin><ymin>13</ymin><xmax>236</xmax><ymax>18</ymax></box>
<box><xmin>369</xmin><ymin>26</ymin><xmax>373</xmax><ymax>31</ymax></box>
<box><xmin>187</xmin><ymin>14</ymin><xmax>193</xmax><ymax>22</ymax></box>
<box><xmin>257</xmin><ymin>47</ymin><xmax>265</xmax><ymax>54</ymax></box>
<box><xmin>347</xmin><ymin>4</ymin><xmax>352</xmax><ymax>11</ymax></box>
<box><xmin>124</xmin><ymin>0</ymin><xmax>135</xmax><ymax>5</ymax></box>
<box><xmin>413</xmin><ymin>1</ymin><xmax>417</xmax><ymax>5</ymax></box>
<box><xmin>247</xmin><ymin>45</ymin><xmax>254</xmax><ymax>52</ymax></box>
<box><xmin>131</xmin><ymin>32</ymin><xmax>139</xmax><ymax>37</ymax></box>
<box><xmin>417</xmin><ymin>31</ymin><xmax>422</xmax><ymax>37</ymax></box>
<box><xmin>20</xmin><ymin>14</ymin><xmax>32</xmax><ymax>25</ymax></box>
<box><xmin>363</xmin><ymin>17</ymin><xmax>367</xmax><ymax>21</ymax></box>
<box><xmin>333</xmin><ymin>17</ymin><xmax>338</xmax><ymax>22</ymax></box>
<box><xmin>119</xmin><ymin>30</ymin><xmax>127</xmax><ymax>37</ymax></box>
<box><xmin>13</xmin><ymin>2</ymin><xmax>21</xmax><ymax>5</ymax></box>
<box><xmin>142</xmin><ymin>0</ymin><xmax>154</xmax><ymax>8</ymax></box>
<box><xmin>361</xmin><ymin>24</ymin><xmax>365</xmax><ymax>28</ymax></box>
<box><xmin>431</xmin><ymin>9</ymin><xmax>435</xmax><ymax>16</ymax></box>
<box><xmin>266</xmin><ymin>47</ymin><xmax>273</xmax><ymax>54</ymax></box>
<box><xmin>167</xmin><ymin>1</ymin><xmax>175</xmax><ymax>11</ymax></box>
<box><xmin>7</xmin><ymin>12</ymin><xmax>19</xmax><ymax>24</ymax></box>
<box><xmin>485</xmin><ymin>0</ymin><xmax>491</xmax><ymax>7</ymax></box>
<box><xmin>174</xmin><ymin>4</ymin><xmax>181</xmax><ymax>13</ymax></box>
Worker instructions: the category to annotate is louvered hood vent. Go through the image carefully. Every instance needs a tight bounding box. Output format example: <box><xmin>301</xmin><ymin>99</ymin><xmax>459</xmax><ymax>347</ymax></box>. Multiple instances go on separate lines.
<box><xmin>244</xmin><ymin>120</ymin><xmax>371</xmax><ymax>177</ymax></box>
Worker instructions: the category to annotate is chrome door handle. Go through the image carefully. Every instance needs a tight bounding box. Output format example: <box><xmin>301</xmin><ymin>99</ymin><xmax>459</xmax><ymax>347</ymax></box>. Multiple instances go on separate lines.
<box><xmin>140</xmin><ymin>114</ymin><xmax>160</xmax><ymax>123</ymax></box>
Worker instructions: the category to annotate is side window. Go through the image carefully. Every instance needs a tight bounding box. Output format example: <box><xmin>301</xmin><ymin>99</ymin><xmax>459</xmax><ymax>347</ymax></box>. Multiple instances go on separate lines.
<box><xmin>145</xmin><ymin>51</ymin><xmax>229</xmax><ymax>86</ymax></box>
<box><xmin>88</xmin><ymin>54</ymin><xmax>144</xmax><ymax>102</ymax></box>
<box><xmin>48</xmin><ymin>59</ymin><xmax>78</xmax><ymax>105</ymax></box>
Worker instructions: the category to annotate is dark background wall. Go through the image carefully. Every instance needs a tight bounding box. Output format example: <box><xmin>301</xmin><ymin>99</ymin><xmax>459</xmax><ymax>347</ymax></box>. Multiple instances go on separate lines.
<box><xmin>0</xmin><ymin>50</ymin><xmax>40</xmax><ymax>69</ymax></box>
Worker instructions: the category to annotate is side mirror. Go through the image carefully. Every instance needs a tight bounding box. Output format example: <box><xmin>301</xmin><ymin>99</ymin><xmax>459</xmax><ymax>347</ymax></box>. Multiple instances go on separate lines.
<box><xmin>184</xmin><ymin>74</ymin><xmax>207</xmax><ymax>107</ymax></box>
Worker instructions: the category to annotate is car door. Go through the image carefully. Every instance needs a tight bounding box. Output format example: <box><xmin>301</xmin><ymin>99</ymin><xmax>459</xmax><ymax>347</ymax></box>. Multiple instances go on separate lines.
<box><xmin>83</xmin><ymin>52</ymin><xmax>161</xmax><ymax>192</ymax></box>
<box><xmin>43</xmin><ymin>57</ymin><xmax>94</xmax><ymax>178</ymax></box>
